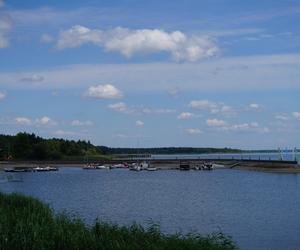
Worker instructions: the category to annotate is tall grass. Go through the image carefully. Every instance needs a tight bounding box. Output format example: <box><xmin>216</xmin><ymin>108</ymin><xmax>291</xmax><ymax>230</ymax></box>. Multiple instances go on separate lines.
<box><xmin>0</xmin><ymin>192</ymin><xmax>237</xmax><ymax>250</ymax></box>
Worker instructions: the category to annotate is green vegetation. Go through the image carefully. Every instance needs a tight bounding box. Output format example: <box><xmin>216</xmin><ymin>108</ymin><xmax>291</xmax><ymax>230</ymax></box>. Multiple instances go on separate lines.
<box><xmin>0</xmin><ymin>192</ymin><xmax>237</xmax><ymax>250</ymax></box>
<box><xmin>0</xmin><ymin>132</ymin><xmax>103</xmax><ymax>160</ymax></box>
<box><xmin>0</xmin><ymin>132</ymin><xmax>244</xmax><ymax>161</ymax></box>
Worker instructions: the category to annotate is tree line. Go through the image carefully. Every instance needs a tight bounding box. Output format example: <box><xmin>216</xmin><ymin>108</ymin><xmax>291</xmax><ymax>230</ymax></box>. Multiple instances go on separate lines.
<box><xmin>0</xmin><ymin>133</ymin><xmax>101</xmax><ymax>160</ymax></box>
<box><xmin>0</xmin><ymin>132</ymin><xmax>244</xmax><ymax>160</ymax></box>
<box><xmin>98</xmin><ymin>146</ymin><xmax>243</xmax><ymax>155</ymax></box>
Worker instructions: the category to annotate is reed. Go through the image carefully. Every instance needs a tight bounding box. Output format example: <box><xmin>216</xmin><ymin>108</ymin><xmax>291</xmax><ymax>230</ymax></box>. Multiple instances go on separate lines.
<box><xmin>0</xmin><ymin>192</ymin><xmax>237</xmax><ymax>250</ymax></box>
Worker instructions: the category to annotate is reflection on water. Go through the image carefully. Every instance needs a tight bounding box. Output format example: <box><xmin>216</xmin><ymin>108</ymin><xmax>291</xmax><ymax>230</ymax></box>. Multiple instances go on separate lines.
<box><xmin>1</xmin><ymin>167</ymin><xmax>300</xmax><ymax>250</ymax></box>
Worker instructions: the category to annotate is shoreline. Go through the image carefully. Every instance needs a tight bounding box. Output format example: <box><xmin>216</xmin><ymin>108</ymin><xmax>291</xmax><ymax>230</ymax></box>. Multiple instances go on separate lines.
<box><xmin>1</xmin><ymin>160</ymin><xmax>300</xmax><ymax>173</ymax></box>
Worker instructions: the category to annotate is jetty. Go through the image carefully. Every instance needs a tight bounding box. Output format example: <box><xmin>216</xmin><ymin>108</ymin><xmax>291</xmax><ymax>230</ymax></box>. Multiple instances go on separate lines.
<box><xmin>1</xmin><ymin>157</ymin><xmax>299</xmax><ymax>173</ymax></box>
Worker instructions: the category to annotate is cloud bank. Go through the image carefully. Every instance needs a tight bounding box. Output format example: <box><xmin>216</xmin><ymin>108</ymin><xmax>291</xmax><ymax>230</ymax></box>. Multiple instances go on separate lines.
<box><xmin>56</xmin><ymin>26</ymin><xmax>219</xmax><ymax>62</ymax></box>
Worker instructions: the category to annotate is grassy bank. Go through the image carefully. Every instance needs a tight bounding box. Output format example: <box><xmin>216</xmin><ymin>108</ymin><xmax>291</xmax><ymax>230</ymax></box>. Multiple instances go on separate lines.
<box><xmin>0</xmin><ymin>192</ymin><xmax>237</xmax><ymax>250</ymax></box>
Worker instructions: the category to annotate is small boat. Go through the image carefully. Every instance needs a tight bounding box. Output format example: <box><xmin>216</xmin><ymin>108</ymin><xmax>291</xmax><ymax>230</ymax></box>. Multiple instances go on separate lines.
<box><xmin>202</xmin><ymin>162</ymin><xmax>213</xmax><ymax>170</ymax></box>
<box><xmin>34</xmin><ymin>166</ymin><xmax>50</xmax><ymax>172</ymax></box>
<box><xmin>146</xmin><ymin>166</ymin><xmax>157</xmax><ymax>171</ymax></box>
<box><xmin>140</xmin><ymin>162</ymin><xmax>149</xmax><ymax>170</ymax></box>
<box><xmin>4</xmin><ymin>168</ymin><xmax>25</xmax><ymax>173</ymax></box>
<box><xmin>48</xmin><ymin>166</ymin><xmax>59</xmax><ymax>171</ymax></box>
<box><xmin>179</xmin><ymin>162</ymin><xmax>190</xmax><ymax>170</ymax></box>
<box><xmin>111</xmin><ymin>164</ymin><xmax>125</xmax><ymax>169</ymax></box>
<box><xmin>212</xmin><ymin>164</ymin><xmax>225</xmax><ymax>169</ymax></box>
<box><xmin>83</xmin><ymin>165</ymin><xmax>96</xmax><ymax>170</ymax></box>
<box><xmin>95</xmin><ymin>165</ymin><xmax>109</xmax><ymax>170</ymax></box>
<box><xmin>129</xmin><ymin>163</ymin><xmax>141</xmax><ymax>171</ymax></box>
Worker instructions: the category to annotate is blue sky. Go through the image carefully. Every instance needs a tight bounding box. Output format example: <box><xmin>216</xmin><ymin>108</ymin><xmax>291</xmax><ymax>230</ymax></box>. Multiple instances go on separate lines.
<box><xmin>0</xmin><ymin>0</ymin><xmax>300</xmax><ymax>149</ymax></box>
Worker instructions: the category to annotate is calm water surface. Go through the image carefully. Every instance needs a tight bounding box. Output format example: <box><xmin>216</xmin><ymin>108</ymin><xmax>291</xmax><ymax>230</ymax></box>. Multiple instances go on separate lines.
<box><xmin>1</xmin><ymin>167</ymin><xmax>300</xmax><ymax>250</ymax></box>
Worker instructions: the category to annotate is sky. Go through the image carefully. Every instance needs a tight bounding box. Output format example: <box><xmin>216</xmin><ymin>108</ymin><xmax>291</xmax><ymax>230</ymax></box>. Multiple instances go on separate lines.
<box><xmin>0</xmin><ymin>0</ymin><xmax>300</xmax><ymax>149</ymax></box>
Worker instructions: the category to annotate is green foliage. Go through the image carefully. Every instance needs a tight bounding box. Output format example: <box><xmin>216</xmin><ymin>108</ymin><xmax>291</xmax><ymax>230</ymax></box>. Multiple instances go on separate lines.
<box><xmin>0</xmin><ymin>192</ymin><xmax>237</xmax><ymax>250</ymax></box>
<box><xmin>0</xmin><ymin>132</ymin><xmax>244</xmax><ymax>160</ymax></box>
<box><xmin>0</xmin><ymin>132</ymin><xmax>102</xmax><ymax>160</ymax></box>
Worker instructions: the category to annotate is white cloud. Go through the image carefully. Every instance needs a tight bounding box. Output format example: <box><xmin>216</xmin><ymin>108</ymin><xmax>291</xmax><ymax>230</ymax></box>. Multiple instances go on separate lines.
<box><xmin>108</xmin><ymin>102</ymin><xmax>128</xmax><ymax>113</ymax></box>
<box><xmin>206</xmin><ymin>119</ymin><xmax>269</xmax><ymax>134</ymax></box>
<box><xmin>135</xmin><ymin>120</ymin><xmax>144</xmax><ymax>126</ymax></box>
<box><xmin>206</xmin><ymin>118</ymin><xmax>227</xmax><ymax>127</ymax></box>
<box><xmin>15</xmin><ymin>117</ymin><xmax>32</xmax><ymax>126</ymax></box>
<box><xmin>0</xmin><ymin>91</ymin><xmax>6</xmax><ymax>100</ymax></box>
<box><xmin>0</xmin><ymin>15</ymin><xmax>12</xmax><ymax>48</ymax></box>
<box><xmin>150</xmin><ymin>108</ymin><xmax>176</xmax><ymax>114</ymax></box>
<box><xmin>249</xmin><ymin>103</ymin><xmax>262</xmax><ymax>111</ymax></box>
<box><xmin>108</xmin><ymin>102</ymin><xmax>175</xmax><ymax>115</ymax></box>
<box><xmin>71</xmin><ymin>120</ymin><xmax>94</xmax><ymax>126</ymax></box>
<box><xmin>218</xmin><ymin>105</ymin><xmax>237</xmax><ymax>116</ymax></box>
<box><xmin>85</xmin><ymin>84</ymin><xmax>122</xmax><ymax>99</ymax></box>
<box><xmin>53</xmin><ymin>130</ymin><xmax>78</xmax><ymax>136</ymax></box>
<box><xmin>57</xmin><ymin>25</ymin><xmax>102</xmax><ymax>49</ymax></box>
<box><xmin>21</xmin><ymin>74</ymin><xmax>44</xmax><ymax>82</ymax></box>
<box><xmin>229</xmin><ymin>123</ymin><xmax>269</xmax><ymax>133</ymax></box>
<box><xmin>177</xmin><ymin>112</ymin><xmax>195</xmax><ymax>120</ymax></box>
<box><xmin>292</xmin><ymin>112</ymin><xmax>300</xmax><ymax>119</ymax></box>
<box><xmin>56</xmin><ymin>26</ymin><xmax>219</xmax><ymax>62</ymax></box>
<box><xmin>275</xmin><ymin>115</ymin><xmax>288</xmax><ymax>121</ymax></box>
<box><xmin>35</xmin><ymin>116</ymin><xmax>57</xmax><ymax>126</ymax></box>
<box><xmin>188</xmin><ymin>100</ymin><xmax>237</xmax><ymax>116</ymax></box>
<box><xmin>185</xmin><ymin>128</ymin><xmax>202</xmax><ymax>135</ymax></box>
<box><xmin>189</xmin><ymin>100</ymin><xmax>218</xmax><ymax>110</ymax></box>
<box><xmin>40</xmin><ymin>33</ymin><xmax>54</xmax><ymax>43</ymax></box>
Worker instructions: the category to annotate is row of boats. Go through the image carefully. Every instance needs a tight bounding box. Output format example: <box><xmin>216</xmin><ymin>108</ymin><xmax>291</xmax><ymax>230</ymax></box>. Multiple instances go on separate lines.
<box><xmin>4</xmin><ymin>166</ymin><xmax>58</xmax><ymax>172</ymax></box>
<box><xmin>179</xmin><ymin>162</ymin><xmax>216</xmax><ymax>170</ymax></box>
<box><xmin>83</xmin><ymin>162</ymin><xmax>157</xmax><ymax>171</ymax></box>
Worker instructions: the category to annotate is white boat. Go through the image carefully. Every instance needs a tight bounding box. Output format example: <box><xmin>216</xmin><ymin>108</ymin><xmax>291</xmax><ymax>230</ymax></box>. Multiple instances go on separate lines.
<box><xmin>129</xmin><ymin>163</ymin><xmax>141</xmax><ymax>171</ymax></box>
<box><xmin>212</xmin><ymin>164</ymin><xmax>225</xmax><ymax>169</ymax></box>
<box><xmin>111</xmin><ymin>164</ymin><xmax>125</xmax><ymax>169</ymax></box>
<box><xmin>34</xmin><ymin>166</ymin><xmax>50</xmax><ymax>172</ymax></box>
<box><xmin>202</xmin><ymin>162</ymin><xmax>213</xmax><ymax>170</ymax></box>
<box><xmin>146</xmin><ymin>166</ymin><xmax>157</xmax><ymax>171</ymax></box>
<box><xmin>83</xmin><ymin>164</ymin><xmax>96</xmax><ymax>170</ymax></box>
<box><xmin>96</xmin><ymin>165</ymin><xmax>109</xmax><ymax>170</ymax></box>
<box><xmin>140</xmin><ymin>162</ymin><xmax>149</xmax><ymax>170</ymax></box>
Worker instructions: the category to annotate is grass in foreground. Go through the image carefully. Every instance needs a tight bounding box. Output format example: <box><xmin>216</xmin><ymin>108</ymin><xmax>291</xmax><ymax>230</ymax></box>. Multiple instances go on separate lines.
<box><xmin>0</xmin><ymin>192</ymin><xmax>237</xmax><ymax>250</ymax></box>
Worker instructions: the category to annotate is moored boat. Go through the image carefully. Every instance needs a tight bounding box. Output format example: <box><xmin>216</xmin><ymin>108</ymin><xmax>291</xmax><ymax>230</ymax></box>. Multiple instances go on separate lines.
<box><xmin>95</xmin><ymin>165</ymin><xmax>109</xmax><ymax>169</ymax></box>
<box><xmin>129</xmin><ymin>163</ymin><xmax>141</xmax><ymax>171</ymax></box>
<box><xmin>146</xmin><ymin>166</ymin><xmax>157</xmax><ymax>171</ymax></box>
<box><xmin>4</xmin><ymin>168</ymin><xmax>25</xmax><ymax>173</ymax></box>
<box><xmin>202</xmin><ymin>162</ymin><xmax>213</xmax><ymax>170</ymax></box>
<box><xmin>34</xmin><ymin>166</ymin><xmax>49</xmax><ymax>172</ymax></box>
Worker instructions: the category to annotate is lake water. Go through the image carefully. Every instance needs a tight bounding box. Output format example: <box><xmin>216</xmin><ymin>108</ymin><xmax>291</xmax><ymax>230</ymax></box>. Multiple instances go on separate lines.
<box><xmin>1</xmin><ymin>167</ymin><xmax>300</xmax><ymax>250</ymax></box>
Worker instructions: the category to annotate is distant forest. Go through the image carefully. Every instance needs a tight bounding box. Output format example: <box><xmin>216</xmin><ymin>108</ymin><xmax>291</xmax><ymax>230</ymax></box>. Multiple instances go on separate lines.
<box><xmin>0</xmin><ymin>133</ymin><xmax>101</xmax><ymax>160</ymax></box>
<box><xmin>0</xmin><ymin>132</ymin><xmax>262</xmax><ymax>160</ymax></box>
<box><xmin>97</xmin><ymin>146</ymin><xmax>244</xmax><ymax>155</ymax></box>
